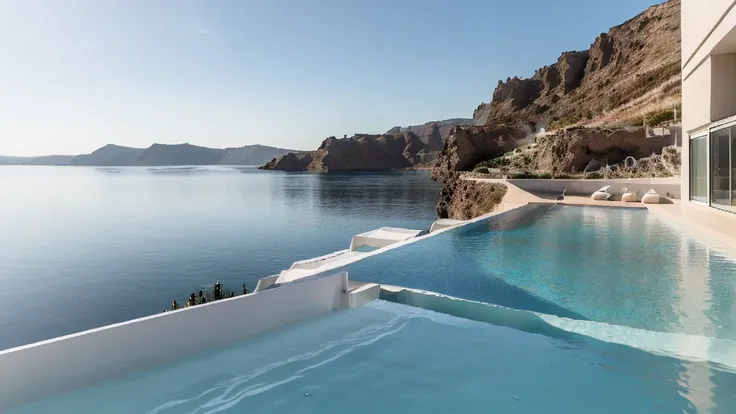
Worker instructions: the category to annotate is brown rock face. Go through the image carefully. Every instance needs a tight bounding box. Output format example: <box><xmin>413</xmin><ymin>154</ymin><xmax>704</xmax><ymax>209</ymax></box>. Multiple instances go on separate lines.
<box><xmin>260</xmin><ymin>118</ymin><xmax>471</xmax><ymax>171</ymax></box>
<box><xmin>436</xmin><ymin>175</ymin><xmax>507</xmax><ymax>219</ymax></box>
<box><xmin>261</xmin><ymin>132</ymin><xmax>432</xmax><ymax>172</ymax></box>
<box><xmin>535</xmin><ymin>127</ymin><xmax>673</xmax><ymax>173</ymax></box>
<box><xmin>260</xmin><ymin>152</ymin><xmax>315</xmax><ymax>171</ymax></box>
<box><xmin>431</xmin><ymin>125</ymin><xmax>527</xmax><ymax>218</ymax></box>
<box><xmin>432</xmin><ymin>125</ymin><xmax>531</xmax><ymax>183</ymax></box>
<box><xmin>386</xmin><ymin>119</ymin><xmax>472</xmax><ymax>151</ymax></box>
<box><xmin>558</xmin><ymin>51</ymin><xmax>590</xmax><ymax>94</ymax></box>
<box><xmin>435</xmin><ymin>0</ymin><xmax>680</xmax><ymax>218</ymax></box>
<box><xmin>472</xmin><ymin>0</ymin><xmax>680</xmax><ymax>127</ymax></box>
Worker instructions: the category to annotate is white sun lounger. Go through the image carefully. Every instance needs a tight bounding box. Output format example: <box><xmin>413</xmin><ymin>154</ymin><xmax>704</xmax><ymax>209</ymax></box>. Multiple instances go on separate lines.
<box><xmin>641</xmin><ymin>189</ymin><xmax>661</xmax><ymax>204</ymax></box>
<box><xmin>591</xmin><ymin>185</ymin><xmax>612</xmax><ymax>200</ymax></box>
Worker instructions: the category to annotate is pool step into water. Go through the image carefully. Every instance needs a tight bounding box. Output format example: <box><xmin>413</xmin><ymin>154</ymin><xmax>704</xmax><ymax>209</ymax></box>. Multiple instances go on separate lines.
<box><xmin>380</xmin><ymin>286</ymin><xmax>736</xmax><ymax>370</ymax></box>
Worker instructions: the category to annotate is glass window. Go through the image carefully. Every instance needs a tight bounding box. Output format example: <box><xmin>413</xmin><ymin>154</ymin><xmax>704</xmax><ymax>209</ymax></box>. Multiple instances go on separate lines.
<box><xmin>710</xmin><ymin>127</ymin><xmax>733</xmax><ymax>211</ymax></box>
<box><xmin>690</xmin><ymin>136</ymin><xmax>707</xmax><ymax>203</ymax></box>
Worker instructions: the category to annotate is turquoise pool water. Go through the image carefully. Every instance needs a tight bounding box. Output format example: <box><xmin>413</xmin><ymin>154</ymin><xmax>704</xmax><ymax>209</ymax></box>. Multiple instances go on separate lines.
<box><xmin>10</xmin><ymin>300</ymin><xmax>736</xmax><ymax>414</ymax></box>
<box><xmin>8</xmin><ymin>205</ymin><xmax>736</xmax><ymax>413</ymax></box>
<box><xmin>342</xmin><ymin>205</ymin><xmax>736</xmax><ymax>341</ymax></box>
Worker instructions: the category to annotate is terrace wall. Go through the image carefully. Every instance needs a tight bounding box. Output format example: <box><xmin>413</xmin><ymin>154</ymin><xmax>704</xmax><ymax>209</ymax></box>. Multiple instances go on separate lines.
<box><xmin>507</xmin><ymin>178</ymin><xmax>681</xmax><ymax>199</ymax></box>
<box><xmin>0</xmin><ymin>272</ymin><xmax>347</xmax><ymax>411</ymax></box>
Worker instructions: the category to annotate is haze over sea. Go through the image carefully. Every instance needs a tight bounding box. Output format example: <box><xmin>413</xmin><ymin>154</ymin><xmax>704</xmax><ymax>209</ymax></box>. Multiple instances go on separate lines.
<box><xmin>0</xmin><ymin>166</ymin><xmax>440</xmax><ymax>350</ymax></box>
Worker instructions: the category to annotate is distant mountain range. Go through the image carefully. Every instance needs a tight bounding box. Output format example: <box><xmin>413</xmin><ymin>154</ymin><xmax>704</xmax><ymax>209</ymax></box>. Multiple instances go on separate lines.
<box><xmin>0</xmin><ymin>143</ymin><xmax>296</xmax><ymax>167</ymax></box>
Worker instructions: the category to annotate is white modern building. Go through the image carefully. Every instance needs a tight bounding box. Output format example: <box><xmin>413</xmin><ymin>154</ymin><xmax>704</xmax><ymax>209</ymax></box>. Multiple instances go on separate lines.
<box><xmin>682</xmin><ymin>0</ymin><xmax>736</xmax><ymax>213</ymax></box>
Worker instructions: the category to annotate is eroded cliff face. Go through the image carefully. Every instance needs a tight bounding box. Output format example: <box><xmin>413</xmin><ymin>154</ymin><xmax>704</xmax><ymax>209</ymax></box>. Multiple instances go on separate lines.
<box><xmin>385</xmin><ymin>119</ymin><xmax>472</xmax><ymax>150</ymax></box>
<box><xmin>261</xmin><ymin>132</ymin><xmax>437</xmax><ymax>172</ymax></box>
<box><xmin>261</xmin><ymin>118</ymin><xmax>471</xmax><ymax>171</ymax></box>
<box><xmin>472</xmin><ymin>0</ymin><xmax>680</xmax><ymax>128</ymax></box>
<box><xmin>432</xmin><ymin>125</ymin><xmax>528</xmax><ymax>219</ymax></box>
<box><xmin>434</xmin><ymin>0</ymin><xmax>680</xmax><ymax>217</ymax></box>
<box><xmin>534</xmin><ymin>127</ymin><xmax>673</xmax><ymax>173</ymax></box>
<box><xmin>436</xmin><ymin>174</ymin><xmax>507</xmax><ymax>219</ymax></box>
<box><xmin>260</xmin><ymin>151</ymin><xmax>315</xmax><ymax>171</ymax></box>
<box><xmin>432</xmin><ymin>125</ymin><xmax>531</xmax><ymax>182</ymax></box>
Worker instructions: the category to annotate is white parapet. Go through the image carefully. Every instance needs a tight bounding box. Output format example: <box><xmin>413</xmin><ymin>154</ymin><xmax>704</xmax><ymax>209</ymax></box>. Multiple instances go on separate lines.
<box><xmin>253</xmin><ymin>274</ymin><xmax>279</xmax><ymax>293</ymax></box>
<box><xmin>349</xmin><ymin>227</ymin><xmax>422</xmax><ymax>251</ymax></box>
<box><xmin>275</xmin><ymin>227</ymin><xmax>422</xmax><ymax>286</ymax></box>
<box><xmin>0</xmin><ymin>272</ymin><xmax>348</xmax><ymax>412</ymax></box>
<box><xmin>430</xmin><ymin>219</ymin><xmax>466</xmax><ymax>233</ymax></box>
<box><xmin>277</xmin><ymin>250</ymin><xmax>363</xmax><ymax>284</ymax></box>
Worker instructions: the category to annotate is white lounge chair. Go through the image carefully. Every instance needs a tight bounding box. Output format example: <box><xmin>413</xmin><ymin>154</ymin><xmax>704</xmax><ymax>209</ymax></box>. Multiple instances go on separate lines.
<box><xmin>621</xmin><ymin>188</ymin><xmax>637</xmax><ymax>202</ymax></box>
<box><xmin>591</xmin><ymin>185</ymin><xmax>612</xmax><ymax>200</ymax></box>
<box><xmin>641</xmin><ymin>189</ymin><xmax>661</xmax><ymax>204</ymax></box>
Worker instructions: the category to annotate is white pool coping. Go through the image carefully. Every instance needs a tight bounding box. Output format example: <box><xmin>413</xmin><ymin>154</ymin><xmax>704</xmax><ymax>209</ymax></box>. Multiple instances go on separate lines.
<box><xmin>269</xmin><ymin>203</ymin><xmax>538</xmax><ymax>287</ymax></box>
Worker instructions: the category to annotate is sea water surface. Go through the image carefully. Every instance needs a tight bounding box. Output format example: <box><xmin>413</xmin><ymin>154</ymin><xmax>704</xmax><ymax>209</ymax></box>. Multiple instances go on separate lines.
<box><xmin>0</xmin><ymin>166</ymin><xmax>441</xmax><ymax>350</ymax></box>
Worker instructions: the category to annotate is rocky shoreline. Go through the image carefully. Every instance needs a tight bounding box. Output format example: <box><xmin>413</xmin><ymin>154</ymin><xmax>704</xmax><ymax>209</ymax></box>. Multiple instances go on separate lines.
<box><xmin>261</xmin><ymin>0</ymin><xmax>681</xmax><ymax>220</ymax></box>
<box><xmin>259</xmin><ymin>119</ymin><xmax>471</xmax><ymax>172</ymax></box>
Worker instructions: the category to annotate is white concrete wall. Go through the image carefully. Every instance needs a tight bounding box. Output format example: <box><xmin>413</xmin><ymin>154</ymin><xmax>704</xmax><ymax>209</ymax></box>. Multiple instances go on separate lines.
<box><xmin>683</xmin><ymin>57</ymin><xmax>712</xmax><ymax>133</ymax></box>
<box><xmin>0</xmin><ymin>272</ymin><xmax>348</xmax><ymax>412</ymax></box>
<box><xmin>343</xmin><ymin>282</ymin><xmax>381</xmax><ymax>308</ymax></box>
<box><xmin>349</xmin><ymin>235</ymin><xmax>396</xmax><ymax>251</ymax></box>
<box><xmin>254</xmin><ymin>274</ymin><xmax>279</xmax><ymax>292</ymax></box>
<box><xmin>682</xmin><ymin>0</ymin><xmax>736</xmax><ymax>132</ymax></box>
<box><xmin>711</xmin><ymin>54</ymin><xmax>736</xmax><ymax>121</ymax></box>
<box><xmin>682</xmin><ymin>0</ymin><xmax>736</xmax><ymax>204</ymax></box>
<box><xmin>682</xmin><ymin>0</ymin><xmax>736</xmax><ymax>77</ymax></box>
<box><xmin>507</xmin><ymin>178</ymin><xmax>681</xmax><ymax>199</ymax></box>
<box><xmin>682</xmin><ymin>134</ymin><xmax>691</xmax><ymax>201</ymax></box>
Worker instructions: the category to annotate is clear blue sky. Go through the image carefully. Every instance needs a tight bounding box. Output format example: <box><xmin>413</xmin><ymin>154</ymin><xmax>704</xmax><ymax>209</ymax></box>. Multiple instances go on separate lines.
<box><xmin>0</xmin><ymin>0</ymin><xmax>661</xmax><ymax>156</ymax></box>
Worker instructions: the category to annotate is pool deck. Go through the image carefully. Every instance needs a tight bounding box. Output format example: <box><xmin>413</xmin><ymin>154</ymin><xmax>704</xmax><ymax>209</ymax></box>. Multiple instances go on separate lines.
<box><xmin>648</xmin><ymin>202</ymin><xmax>736</xmax><ymax>258</ymax></box>
<box><xmin>468</xmin><ymin>177</ymin><xmax>736</xmax><ymax>260</ymax></box>
<box><xmin>467</xmin><ymin>177</ymin><xmax>649</xmax><ymax>209</ymax></box>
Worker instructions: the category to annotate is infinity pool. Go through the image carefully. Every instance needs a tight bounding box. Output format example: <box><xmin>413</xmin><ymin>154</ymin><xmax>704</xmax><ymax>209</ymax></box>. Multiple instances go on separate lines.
<box><xmin>344</xmin><ymin>205</ymin><xmax>736</xmax><ymax>340</ymax></box>
<box><xmin>10</xmin><ymin>300</ymin><xmax>736</xmax><ymax>414</ymax></box>
<box><xmin>8</xmin><ymin>205</ymin><xmax>736</xmax><ymax>413</ymax></box>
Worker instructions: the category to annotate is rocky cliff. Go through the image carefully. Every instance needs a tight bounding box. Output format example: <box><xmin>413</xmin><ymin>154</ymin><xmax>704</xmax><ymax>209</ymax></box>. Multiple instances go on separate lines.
<box><xmin>472</xmin><ymin>0</ymin><xmax>680</xmax><ymax>129</ymax></box>
<box><xmin>432</xmin><ymin>0</ymin><xmax>681</xmax><ymax>218</ymax></box>
<box><xmin>260</xmin><ymin>118</ymin><xmax>471</xmax><ymax>171</ymax></box>
<box><xmin>436</xmin><ymin>176</ymin><xmax>507</xmax><ymax>219</ymax></box>
<box><xmin>430</xmin><ymin>125</ymin><xmax>531</xmax><ymax>218</ymax></box>
<box><xmin>385</xmin><ymin>118</ymin><xmax>472</xmax><ymax>150</ymax></box>
<box><xmin>431</xmin><ymin>125</ymin><xmax>532</xmax><ymax>183</ymax></box>
<box><xmin>261</xmin><ymin>132</ymin><xmax>438</xmax><ymax>172</ymax></box>
<box><xmin>534</xmin><ymin>127</ymin><xmax>673</xmax><ymax>173</ymax></box>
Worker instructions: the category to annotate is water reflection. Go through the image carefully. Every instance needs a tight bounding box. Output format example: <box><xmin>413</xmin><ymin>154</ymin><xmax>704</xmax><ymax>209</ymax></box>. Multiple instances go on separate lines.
<box><xmin>338</xmin><ymin>205</ymin><xmax>736</xmax><ymax>411</ymax></box>
<box><xmin>271</xmin><ymin>171</ymin><xmax>441</xmax><ymax>221</ymax></box>
<box><xmin>0</xmin><ymin>167</ymin><xmax>441</xmax><ymax>350</ymax></box>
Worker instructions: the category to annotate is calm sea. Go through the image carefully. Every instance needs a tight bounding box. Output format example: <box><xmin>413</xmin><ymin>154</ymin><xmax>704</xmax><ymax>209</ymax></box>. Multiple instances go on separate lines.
<box><xmin>0</xmin><ymin>166</ymin><xmax>441</xmax><ymax>350</ymax></box>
